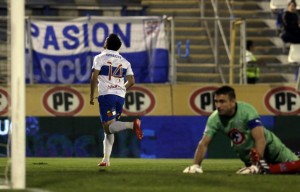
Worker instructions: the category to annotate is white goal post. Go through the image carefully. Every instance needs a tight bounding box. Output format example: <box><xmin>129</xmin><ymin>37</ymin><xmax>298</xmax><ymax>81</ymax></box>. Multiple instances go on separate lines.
<box><xmin>10</xmin><ymin>0</ymin><xmax>26</xmax><ymax>189</ymax></box>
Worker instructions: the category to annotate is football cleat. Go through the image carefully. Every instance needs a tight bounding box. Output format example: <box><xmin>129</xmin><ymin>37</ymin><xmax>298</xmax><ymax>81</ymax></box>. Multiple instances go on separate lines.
<box><xmin>133</xmin><ymin>119</ymin><xmax>143</xmax><ymax>140</ymax></box>
<box><xmin>98</xmin><ymin>161</ymin><xmax>110</xmax><ymax>167</ymax></box>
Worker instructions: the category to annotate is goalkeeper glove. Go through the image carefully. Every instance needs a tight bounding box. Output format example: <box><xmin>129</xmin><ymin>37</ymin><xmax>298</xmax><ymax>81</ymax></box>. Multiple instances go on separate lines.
<box><xmin>183</xmin><ymin>164</ymin><xmax>203</xmax><ymax>174</ymax></box>
<box><xmin>236</xmin><ymin>165</ymin><xmax>259</xmax><ymax>174</ymax></box>
<box><xmin>250</xmin><ymin>148</ymin><xmax>270</xmax><ymax>174</ymax></box>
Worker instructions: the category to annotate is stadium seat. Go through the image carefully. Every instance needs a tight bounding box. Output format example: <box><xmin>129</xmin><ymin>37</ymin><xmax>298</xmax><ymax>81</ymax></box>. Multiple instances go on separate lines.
<box><xmin>288</xmin><ymin>44</ymin><xmax>300</xmax><ymax>63</ymax></box>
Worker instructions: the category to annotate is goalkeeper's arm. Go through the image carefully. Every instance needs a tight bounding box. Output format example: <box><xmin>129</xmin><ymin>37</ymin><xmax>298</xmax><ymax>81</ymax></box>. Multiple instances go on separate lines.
<box><xmin>251</xmin><ymin>125</ymin><xmax>267</xmax><ymax>159</ymax></box>
<box><xmin>183</xmin><ymin>135</ymin><xmax>212</xmax><ymax>173</ymax></box>
<box><xmin>193</xmin><ymin>135</ymin><xmax>211</xmax><ymax>165</ymax></box>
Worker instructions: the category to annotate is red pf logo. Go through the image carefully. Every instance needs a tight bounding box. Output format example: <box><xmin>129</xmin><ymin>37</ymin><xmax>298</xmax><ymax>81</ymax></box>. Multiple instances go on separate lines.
<box><xmin>264</xmin><ymin>86</ymin><xmax>300</xmax><ymax>115</ymax></box>
<box><xmin>0</xmin><ymin>88</ymin><xmax>9</xmax><ymax>116</ymax></box>
<box><xmin>43</xmin><ymin>87</ymin><xmax>84</xmax><ymax>116</ymax></box>
<box><xmin>190</xmin><ymin>86</ymin><xmax>218</xmax><ymax>115</ymax></box>
<box><xmin>123</xmin><ymin>86</ymin><xmax>155</xmax><ymax>116</ymax></box>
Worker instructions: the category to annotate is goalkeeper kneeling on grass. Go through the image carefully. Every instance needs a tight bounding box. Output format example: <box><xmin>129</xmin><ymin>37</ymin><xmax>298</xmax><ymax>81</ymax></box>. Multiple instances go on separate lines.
<box><xmin>183</xmin><ymin>86</ymin><xmax>300</xmax><ymax>174</ymax></box>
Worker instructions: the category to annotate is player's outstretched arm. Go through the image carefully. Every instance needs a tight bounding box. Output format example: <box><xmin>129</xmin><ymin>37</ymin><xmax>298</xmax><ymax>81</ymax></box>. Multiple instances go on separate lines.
<box><xmin>183</xmin><ymin>135</ymin><xmax>212</xmax><ymax>174</ymax></box>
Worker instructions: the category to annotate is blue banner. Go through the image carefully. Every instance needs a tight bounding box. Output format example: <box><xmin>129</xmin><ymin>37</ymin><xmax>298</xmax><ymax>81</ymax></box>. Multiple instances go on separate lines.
<box><xmin>27</xmin><ymin>17</ymin><xmax>169</xmax><ymax>84</ymax></box>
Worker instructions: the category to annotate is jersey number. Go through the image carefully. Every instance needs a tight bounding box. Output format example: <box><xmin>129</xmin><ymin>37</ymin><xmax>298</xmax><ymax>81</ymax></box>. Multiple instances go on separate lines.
<box><xmin>107</xmin><ymin>62</ymin><xmax>123</xmax><ymax>80</ymax></box>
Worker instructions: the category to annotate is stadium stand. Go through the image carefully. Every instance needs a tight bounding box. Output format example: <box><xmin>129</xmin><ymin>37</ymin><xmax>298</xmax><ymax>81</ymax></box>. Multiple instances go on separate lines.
<box><xmin>25</xmin><ymin>0</ymin><xmax>146</xmax><ymax>17</ymax></box>
<box><xmin>0</xmin><ymin>1</ymin><xmax>7</xmax><ymax>84</ymax></box>
<box><xmin>0</xmin><ymin>0</ymin><xmax>146</xmax><ymax>84</ymax></box>
<box><xmin>0</xmin><ymin>0</ymin><xmax>298</xmax><ymax>84</ymax></box>
<box><xmin>270</xmin><ymin>0</ymin><xmax>300</xmax><ymax>9</ymax></box>
<box><xmin>270</xmin><ymin>0</ymin><xmax>290</xmax><ymax>10</ymax></box>
<box><xmin>288</xmin><ymin>44</ymin><xmax>300</xmax><ymax>63</ymax></box>
<box><xmin>143</xmin><ymin>0</ymin><xmax>299</xmax><ymax>83</ymax></box>
<box><xmin>287</xmin><ymin>44</ymin><xmax>300</xmax><ymax>90</ymax></box>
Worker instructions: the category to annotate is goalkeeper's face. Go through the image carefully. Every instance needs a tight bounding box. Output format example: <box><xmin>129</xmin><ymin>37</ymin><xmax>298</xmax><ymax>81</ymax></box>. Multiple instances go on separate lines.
<box><xmin>214</xmin><ymin>94</ymin><xmax>236</xmax><ymax>116</ymax></box>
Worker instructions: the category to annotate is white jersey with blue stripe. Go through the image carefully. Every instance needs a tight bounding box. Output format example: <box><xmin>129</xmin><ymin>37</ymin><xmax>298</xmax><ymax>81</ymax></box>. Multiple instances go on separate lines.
<box><xmin>92</xmin><ymin>49</ymin><xmax>134</xmax><ymax>98</ymax></box>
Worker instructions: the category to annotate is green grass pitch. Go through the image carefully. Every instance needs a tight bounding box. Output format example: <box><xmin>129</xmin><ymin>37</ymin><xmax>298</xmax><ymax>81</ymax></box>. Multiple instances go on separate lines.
<box><xmin>1</xmin><ymin>158</ymin><xmax>300</xmax><ymax>192</ymax></box>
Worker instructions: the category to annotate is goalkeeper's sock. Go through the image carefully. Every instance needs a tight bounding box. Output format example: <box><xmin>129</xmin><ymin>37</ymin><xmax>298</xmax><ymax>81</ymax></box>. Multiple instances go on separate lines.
<box><xmin>268</xmin><ymin>159</ymin><xmax>300</xmax><ymax>174</ymax></box>
<box><xmin>102</xmin><ymin>133</ymin><xmax>114</xmax><ymax>162</ymax></box>
<box><xmin>109</xmin><ymin>121</ymin><xmax>133</xmax><ymax>133</ymax></box>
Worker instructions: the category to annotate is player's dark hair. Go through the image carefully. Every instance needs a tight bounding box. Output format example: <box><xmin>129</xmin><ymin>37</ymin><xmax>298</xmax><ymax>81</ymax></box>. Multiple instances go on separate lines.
<box><xmin>106</xmin><ymin>33</ymin><xmax>122</xmax><ymax>51</ymax></box>
<box><xmin>214</xmin><ymin>86</ymin><xmax>236</xmax><ymax>100</ymax></box>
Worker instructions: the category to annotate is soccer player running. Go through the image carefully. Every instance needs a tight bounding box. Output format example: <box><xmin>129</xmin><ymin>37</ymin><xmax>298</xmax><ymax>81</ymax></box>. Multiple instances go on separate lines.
<box><xmin>90</xmin><ymin>33</ymin><xmax>143</xmax><ymax>167</ymax></box>
<box><xmin>183</xmin><ymin>86</ymin><xmax>300</xmax><ymax>174</ymax></box>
